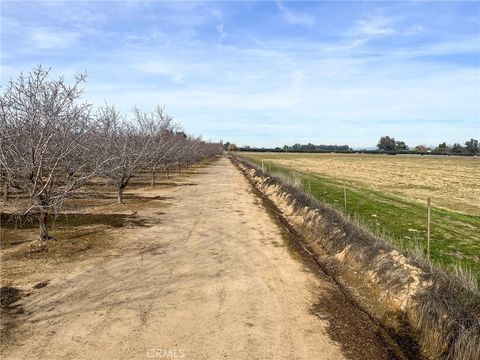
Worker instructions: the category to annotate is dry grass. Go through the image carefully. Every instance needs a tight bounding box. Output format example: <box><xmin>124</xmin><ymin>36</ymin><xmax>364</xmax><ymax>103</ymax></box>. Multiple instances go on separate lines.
<box><xmin>244</xmin><ymin>152</ymin><xmax>480</xmax><ymax>215</ymax></box>
<box><xmin>242</xmin><ymin>152</ymin><xmax>480</xmax><ymax>281</ymax></box>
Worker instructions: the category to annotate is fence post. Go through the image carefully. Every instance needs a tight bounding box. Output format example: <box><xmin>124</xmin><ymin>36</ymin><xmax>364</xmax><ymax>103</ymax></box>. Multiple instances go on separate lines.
<box><xmin>427</xmin><ymin>197</ymin><xmax>431</xmax><ymax>260</ymax></box>
<box><xmin>261</xmin><ymin>159</ymin><xmax>265</xmax><ymax>173</ymax></box>
<box><xmin>343</xmin><ymin>179</ymin><xmax>347</xmax><ymax>212</ymax></box>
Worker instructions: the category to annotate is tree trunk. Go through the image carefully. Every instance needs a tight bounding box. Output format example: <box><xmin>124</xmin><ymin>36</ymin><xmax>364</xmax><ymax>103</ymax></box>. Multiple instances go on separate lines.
<box><xmin>39</xmin><ymin>211</ymin><xmax>50</xmax><ymax>240</ymax></box>
<box><xmin>3</xmin><ymin>181</ymin><xmax>7</xmax><ymax>201</ymax></box>
<box><xmin>117</xmin><ymin>187</ymin><xmax>124</xmax><ymax>204</ymax></box>
<box><xmin>151</xmin><ymin>165</ymin><xmax>157</xmax><ymax>186</ymax></box>
<box><xmin>165</xmin><ymin>165</ymin><xmax>169</xmax><ymax>179</ymax></box>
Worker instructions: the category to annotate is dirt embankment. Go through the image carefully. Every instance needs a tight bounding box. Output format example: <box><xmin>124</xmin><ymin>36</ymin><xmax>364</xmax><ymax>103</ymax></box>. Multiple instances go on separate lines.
<box><xmin>1</xmin><ymin>157</ymin><xmax>407</xmax><ymax>360</ymax></box>
<box><xmin>232</xmin><ymin>156</ymin><xmax>480</xmax><ymax>360</ymax></box>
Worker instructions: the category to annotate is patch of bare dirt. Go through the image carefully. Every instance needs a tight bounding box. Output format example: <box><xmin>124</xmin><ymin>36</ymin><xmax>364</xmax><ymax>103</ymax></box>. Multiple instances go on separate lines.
<box><xmin>1</xmin><ymin>287</ymin><xmax>22</xmax><ymax>309</ymax></box>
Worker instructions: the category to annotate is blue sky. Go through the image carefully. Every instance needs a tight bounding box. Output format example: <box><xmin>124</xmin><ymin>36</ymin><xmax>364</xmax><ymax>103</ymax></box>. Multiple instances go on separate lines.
<box><xmin>1</xmin><ymin>0</ymin><xmax>479</xmax><ymax>148</ymax></box>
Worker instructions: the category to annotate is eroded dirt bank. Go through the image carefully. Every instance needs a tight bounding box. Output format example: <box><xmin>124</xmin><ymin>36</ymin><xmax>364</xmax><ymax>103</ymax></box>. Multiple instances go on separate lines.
<box><xmin>2</xmin><ymin>157</ymin><xmax>402</xmax><ymax>360</ymax></box>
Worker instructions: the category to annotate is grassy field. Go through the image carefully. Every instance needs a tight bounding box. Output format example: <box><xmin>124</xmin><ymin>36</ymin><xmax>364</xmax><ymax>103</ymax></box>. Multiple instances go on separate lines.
<box><xmin>240</xmin><ymin>152</ymin><xmax>480</xmax><ymax>280</ymax></box>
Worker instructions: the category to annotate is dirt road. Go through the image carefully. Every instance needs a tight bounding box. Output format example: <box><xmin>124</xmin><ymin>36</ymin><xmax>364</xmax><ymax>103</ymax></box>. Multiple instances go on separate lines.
<box><xmin>1</xmin><ymin>157</ymin><xmax>397</xmax><ymax>360</ymax></box>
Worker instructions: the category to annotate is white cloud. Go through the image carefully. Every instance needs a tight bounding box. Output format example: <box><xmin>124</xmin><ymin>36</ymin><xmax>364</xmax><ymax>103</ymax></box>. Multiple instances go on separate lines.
<box><xmin>247</xmin><ymin>34</ymin><xmax>269</xmax><ymax>49</ymax></box>
<box><xmin>133</xmin><ymin>62</ymin><xmax>185</xmax><ymax>83</ymax></box>
<box><xmin>322</xmin><ymin>39</ymin><xmax>368</xmax><ymax>52</ymax></box>
<box><xmin>405</xmin><ymin>25</ymin><xmax>423</xmax><ymax>35</ymax></box>
<box><xmin>210</xmin><ymin>8</ymin><xmax>227</xmax><ymax>45</ymax></box>
<box><xmin>216</xmin><ymin>23</ymin><xmax>227</xmax><ymax>43</ymax></box>
<box><xmin>394</xmin><ymin>37</ymin><xmax>480</xmax><ymax>58</ymax></box>
<box><xmin>29</xmin><ymin>28</ymin><xmax>80</xmax><ymax>49</ymax></box>
<box><xmin>351</xmin><ymin>16</ymin><xmax>395</xmax><ymax>36</ymax></box>
<box><xmin>276</xmin><ymin>0</ymin><xmax>315</xmax><ymax>27</ymax></box>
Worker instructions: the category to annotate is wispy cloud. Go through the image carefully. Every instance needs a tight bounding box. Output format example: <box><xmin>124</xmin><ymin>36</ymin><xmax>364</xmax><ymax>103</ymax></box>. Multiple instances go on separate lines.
<box><xmin>276</xmin><ymin>0</ymin><xmax>315</xmax><ymax>27</ymax></box>
<box><xmin>210</xmin><ymin>7</ymin><xmax>227</xmax><ymax>44</ymax></box>
<box><xmin>216</xmin><ymin>23</ymin><xmax>227</xmax><ymax>43</ymax></box>
<box><xmin>405</xmin><ymin>25</ymin><xmax>423</xmax><ymax>35</ymax></box>
<box><xmin>133</xmin><ymin>62</ymin><xmax>185</xmax><ymax>84</ymax></box>
<box><xmin>29</xmin><ymin>28</ymin><xmax>81</xmax><ymax>49</ymax></box>
<box><xmin>350</xmin><ymin>15</ymin><xmax>396</xmax><ymax>37</ymax></box>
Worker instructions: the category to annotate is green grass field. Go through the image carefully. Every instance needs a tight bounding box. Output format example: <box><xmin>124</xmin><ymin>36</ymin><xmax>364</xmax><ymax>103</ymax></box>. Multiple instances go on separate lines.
<box><xmin>241</xmin><ymin>153</ymin><xmax>480</xmax><ymax>281</ymax></box>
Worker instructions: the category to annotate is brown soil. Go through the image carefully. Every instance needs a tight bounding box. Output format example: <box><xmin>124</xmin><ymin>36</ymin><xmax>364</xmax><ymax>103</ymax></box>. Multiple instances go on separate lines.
<box><xmin>1</xmin><ymin>157</ymin><xmax>404</xmax><ymax>359</ymax></box>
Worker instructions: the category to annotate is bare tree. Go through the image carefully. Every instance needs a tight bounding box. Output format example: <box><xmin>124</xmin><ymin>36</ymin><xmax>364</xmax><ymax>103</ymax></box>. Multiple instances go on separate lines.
<box><xmin>95</xmin><ymin>105</ymin><xmax>153</xmax><ymax>203</ymax></box>
<box><xmin>177</xmin><ymin>136</ymin><xmax>223</xmax><ymax>169</ymax></box>
<box><xmin>0</xmin><ymin>66</ymin><xmax>102</xmax><ymax>240</ymax></box>
<box><xmin>1</xmin><ymin>171</ymin><xmax>8</xmax><ymax>201</ymax></box>
<box><xmin>0</xmin><ymin>65</ymin><xmax>224</xmax><ymax>239</ymax></box>
<box><xmin>168</xmin><ymin>131</ymin><xmax>189</xmax><ymax>176</ymax></box>
<box><xmin>136</xmin><ymin>106</ymin><xmax>179</xmax><ymax>186</ymax></box>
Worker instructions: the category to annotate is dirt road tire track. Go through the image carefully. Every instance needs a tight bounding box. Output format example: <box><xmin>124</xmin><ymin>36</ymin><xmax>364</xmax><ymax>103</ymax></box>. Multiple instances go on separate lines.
<box><xmin>2</xmin><ymin>157</ymin><xmax>400</xmax><ymax>360</ymax></box>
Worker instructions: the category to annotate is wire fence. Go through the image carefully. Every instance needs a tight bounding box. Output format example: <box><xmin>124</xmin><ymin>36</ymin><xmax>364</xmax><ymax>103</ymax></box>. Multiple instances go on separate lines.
<box><xmin>236</xmin><ymin>153</ymin><xmax>480</xmax><ymax>282</ymax></box>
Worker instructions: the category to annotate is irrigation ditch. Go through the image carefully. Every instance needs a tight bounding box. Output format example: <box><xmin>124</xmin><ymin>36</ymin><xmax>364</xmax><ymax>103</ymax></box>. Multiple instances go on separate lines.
<box><xmin>230</xmin><ymin>155</ymin><xmax>480</xmax><ymax>360</ymax></box>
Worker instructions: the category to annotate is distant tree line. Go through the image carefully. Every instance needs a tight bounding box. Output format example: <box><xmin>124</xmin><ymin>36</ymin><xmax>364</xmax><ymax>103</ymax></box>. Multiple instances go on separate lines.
<box><xmin>283</xmin><ymin>143</ymin><xmax>351</xmax><ymax>152</ymax></box>
<box><xmin>223</xmin><ymin>142</ymin><xmax>237</xmax><ymax>152</ymax></box>
<box><xmin>377</xmin><ymin>136</ymin><xmax>479</xmax><ymax>155</ymax></box>
<box><xmin>229</xmin><ymin>143</ymin><xmax>352</xmax><ymax>153</ymax></box>
<box><xmin>227</xmin><ymin>137</ymin><xmax>479</xmax><ymax>156</ymax></box>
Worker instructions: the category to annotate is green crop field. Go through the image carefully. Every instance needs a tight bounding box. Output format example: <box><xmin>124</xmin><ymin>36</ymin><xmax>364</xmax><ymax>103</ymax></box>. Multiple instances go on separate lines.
<box><xmin>240</xmin><ymin>152</ymin><xmax>480</xmax><ymax>281</ymax></box>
